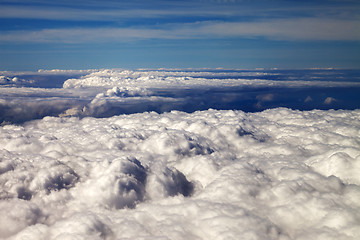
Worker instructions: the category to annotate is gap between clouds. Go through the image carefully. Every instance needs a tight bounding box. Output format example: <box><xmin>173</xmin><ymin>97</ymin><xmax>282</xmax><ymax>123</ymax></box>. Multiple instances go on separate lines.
<box><xmin>1</xmin><ymin>18</ymin><xmax>359</xmax><ymax>43</ymax></box>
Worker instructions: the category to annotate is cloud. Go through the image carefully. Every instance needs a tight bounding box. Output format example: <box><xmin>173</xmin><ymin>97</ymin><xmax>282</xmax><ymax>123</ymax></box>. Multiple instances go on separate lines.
<box><xmin>0</xmin><ymin>28</ymin><xmax>168</xmax><ymax>43</ymax></box>
<box><xmin>194</xmin><ymin>18</ymin><xmax>360</xmax><ymax>41</ymax></box>
<box><xmin>304</xmin><ymin>96</ymin><xmax>313</xmax><ymax>102</ymax></box>
<box><xmin>1</xmin><ymin>0</ymin><xmax>359</xmax><ymax>23</ymax></box>
<box><xmin>0</xmin><ymin>98</ymin><xmax>83</xmax><ymax>124</ymax></box>
<box><xmin>324</xmin><ymin>97</ymin><xmax>337</xmax><ymax>104</ymax></box>
<box><xmin>0</xmin><ymin>5</ymin><xmax>240</xmax><ymax>21</ymax></box>
<box><xmin>256</xmin><ymin>93</ymin><xmax>275</xmax><ymax>102</ymax></box>
<box><xmin>1</xmin><ymin>0</ymin><xmax>359</xmax><ymax>45</ymax></box>
<box><xmin>1</xmin><ymin>69</ymin><xmax>360</xmax><ymax>124</ymax></box>
<box><xmin>1</xmin><ymin>18</ymin><xmax>359</xmax><ymax>43</ymax></box>
<box><xmin>1</xmin><ymin>107</ymin><xmax>360</xmax><ymax>239</ymax></box>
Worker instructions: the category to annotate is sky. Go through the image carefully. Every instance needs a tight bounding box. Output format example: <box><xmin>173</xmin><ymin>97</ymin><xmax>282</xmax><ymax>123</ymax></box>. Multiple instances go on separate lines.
<box><xmin>0</xmin><ymin>0</ymin><xmax>359</xmax><ymax>70</ymax></box>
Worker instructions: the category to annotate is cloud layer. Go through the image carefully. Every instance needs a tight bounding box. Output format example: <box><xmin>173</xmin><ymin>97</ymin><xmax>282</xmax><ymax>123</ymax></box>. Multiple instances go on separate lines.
<box><xmin>1</xmin><ymin>18</ymin><xmax>359</xmax><ymax>43</ymax></box>
<box><xmin>1</xmin><ymin>0</ymin><xmax>359</xmax><ymax>43</ymax></box>
<box><xmin>1</xmin><ymin>107</ymin><xmax>359</xmax><ymax>239</ymax></box>
<box><xmin>1</xmin><ymin>69</ymin><xmax>360</xmax><ymax>124</ymax></box>
<box><xmin>1</xmin><ymin>0</ymin><xmax>359</xmax><ymax>70</ymax></box>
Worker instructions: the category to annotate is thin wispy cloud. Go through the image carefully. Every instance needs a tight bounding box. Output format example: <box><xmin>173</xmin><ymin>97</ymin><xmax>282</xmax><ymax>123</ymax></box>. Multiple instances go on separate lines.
<box><xmin>1</xmin><ymin>0</ymin><xmax>358</xmax><ymax>21</ymax></box>
<box><xmin>1</xmin><ymin>18</ymin><xmax>359</xmax><ymax>43</ymax></box>
<box><xmin>0</xmin><ymin>5</ymin><xmax>238</xmax><ymax>21</ymax></box>
<box><xmin>1</xmin><ymin>0</ymin><xmax>359</xmax><ymax>70</ymax></box>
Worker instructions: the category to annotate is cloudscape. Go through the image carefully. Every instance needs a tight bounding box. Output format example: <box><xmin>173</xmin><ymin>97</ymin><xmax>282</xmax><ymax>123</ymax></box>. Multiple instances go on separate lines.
<box><xmin>1</xmin><ymin>1</ymin><xmax>360</xmax><ymax>240</ymax></box>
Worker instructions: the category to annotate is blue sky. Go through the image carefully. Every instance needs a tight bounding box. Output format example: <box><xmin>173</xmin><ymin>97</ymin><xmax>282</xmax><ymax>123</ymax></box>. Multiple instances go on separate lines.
<box><xmin>0</xmin><ymin>0</ymin><xmax>359</xmax><ymax>70</ymax></box>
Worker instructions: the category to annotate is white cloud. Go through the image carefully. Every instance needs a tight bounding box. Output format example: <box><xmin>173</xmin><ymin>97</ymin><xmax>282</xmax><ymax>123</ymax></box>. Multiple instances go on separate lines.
<box><xmin>1</xmin><ymin>69</ymin><xmax>359</xmax><ymax>124</ymax></box>
<box><xmin>1</xmin><ymin>107</ymin><xmax>359</xmax><ymax>239</ymax></box>
<box><xmin>1</xmin><ymin>69</ymin><xmax>360</xmax><ymax>239</ymax></box>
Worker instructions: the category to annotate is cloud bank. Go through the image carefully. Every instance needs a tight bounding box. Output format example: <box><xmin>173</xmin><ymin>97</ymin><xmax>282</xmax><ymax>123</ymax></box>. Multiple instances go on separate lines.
<box><xmin>1</xmin><ymin>108</ymin><xmax>359</xmax><ymax>239</ymax></box>
<box><xmin>1</xmin><ymin>69</ymin><xmax>360</xmax><ymax>124</ymax></box>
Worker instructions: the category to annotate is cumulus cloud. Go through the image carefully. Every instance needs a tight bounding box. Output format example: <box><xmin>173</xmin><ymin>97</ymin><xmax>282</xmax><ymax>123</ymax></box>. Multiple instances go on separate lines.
<box><xmin>1</xmin><ymin>69</ymin><xmax>360</xmax><ymax>124</ymax></box>
<box><xmin>0</xmin><ymin>76</ymin><xmax>30</xmax><ymax>86</ymax></box>
<box><xmin>0</xmin><ymin>68</ymin><xmax>360</xmax><ymax>240</ymax></box>
<box><xmin>0</xmin><ymin>108</ymin><xmax>359</xmax><ymax>239</ymax></box>
<box><xmin>0</xmin><ymin>98</ymin><xmax>77</xmax><ymax>124</ymax></box>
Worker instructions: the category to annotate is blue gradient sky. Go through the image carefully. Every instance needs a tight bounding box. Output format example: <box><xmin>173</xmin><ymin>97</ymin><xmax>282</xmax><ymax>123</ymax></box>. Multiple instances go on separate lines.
<box><xmin>0</xmin><ymin>0</ymin><xmax>359</xmax><ymax>70</ymax></box>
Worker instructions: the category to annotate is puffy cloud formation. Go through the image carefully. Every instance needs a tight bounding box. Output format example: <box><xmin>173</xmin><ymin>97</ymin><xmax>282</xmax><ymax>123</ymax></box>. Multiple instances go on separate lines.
<box><xmin>0</xmin><ymin>76</ymin><xmax>30</xmax><ymax>86</ymax></box>
<box><xmin>60</xmin><ymin>69</ymin><xmax>360</xmax><ymax>118</ymax></box>
<box><xmin>1</xmin><ymin>108</ymin><xmax>359</xmax><ymax>239</ymax></box>
<box><xmin>63</xmin><ymin>69</ymin><xmax>360</xmax><ymax>89</ymax></box>
<box><xmin>0</xmin><ymin>76</ymin><xmax>18</xmax><ymax>85</ymax></box>
<box><xmin>1</xmin><ymin>69</ymin><xmax>360</xmax><ymax>124</ymax></box>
